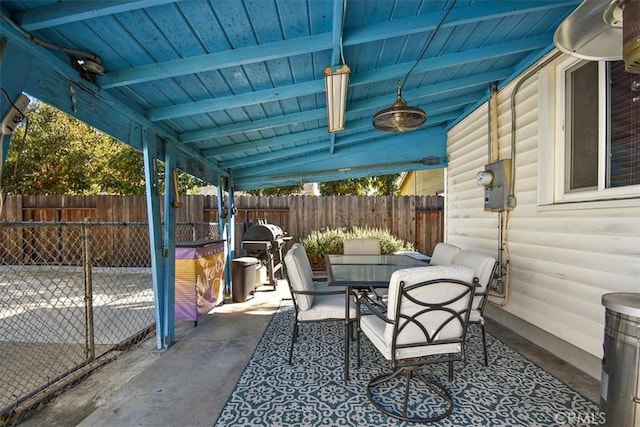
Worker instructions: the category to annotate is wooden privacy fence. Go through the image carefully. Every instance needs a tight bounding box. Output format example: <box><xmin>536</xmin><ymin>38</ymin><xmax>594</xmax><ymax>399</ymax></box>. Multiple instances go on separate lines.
<box><xmin>1</xmin><ymin>194</ymin><xmax>444</xmax><ymax>259</ymax></box>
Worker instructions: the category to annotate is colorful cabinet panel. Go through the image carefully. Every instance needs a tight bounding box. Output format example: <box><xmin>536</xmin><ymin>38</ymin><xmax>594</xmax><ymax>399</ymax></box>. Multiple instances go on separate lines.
<box><xmin>175</xmin><ymin>239</ymin><xmax>226</xmax><ymax>322</ymax></box>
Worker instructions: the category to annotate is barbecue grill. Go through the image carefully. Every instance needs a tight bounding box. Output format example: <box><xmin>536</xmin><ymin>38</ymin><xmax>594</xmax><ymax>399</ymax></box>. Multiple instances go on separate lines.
<box><xmin>241</xmin><ymin>221</ymin><xmax>291</xmax><ymax>287</ymax></box>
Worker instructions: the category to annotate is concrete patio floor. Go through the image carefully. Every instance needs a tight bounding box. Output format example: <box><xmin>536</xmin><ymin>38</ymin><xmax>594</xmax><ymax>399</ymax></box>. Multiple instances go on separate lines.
<box><xmin>19</xmin><ymin>279</ymin><xmax>600</xmax><ymax>427</ymax></box>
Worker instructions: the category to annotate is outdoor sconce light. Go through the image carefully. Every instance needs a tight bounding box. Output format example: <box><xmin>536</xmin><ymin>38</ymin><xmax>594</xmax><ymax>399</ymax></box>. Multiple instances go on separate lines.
<box><xmin>324</xmin><ymin>64</ymin><xmax>350</xmax><ymax>133</ymax></box>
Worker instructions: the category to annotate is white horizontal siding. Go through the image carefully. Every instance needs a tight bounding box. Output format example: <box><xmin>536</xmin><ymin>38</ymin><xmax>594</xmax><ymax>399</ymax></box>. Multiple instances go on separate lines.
<box><xmin>446</xmin><ymin>54</ymin><xmax>640</xmax><ymax>363</ymax></box>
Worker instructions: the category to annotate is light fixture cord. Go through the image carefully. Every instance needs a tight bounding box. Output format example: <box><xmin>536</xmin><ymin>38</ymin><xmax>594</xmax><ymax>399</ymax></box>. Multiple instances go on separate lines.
<box><xmin>339</xmin><ymin>0</ymin><xmax>348</xmax><ymax>65</ymax></box>
<box><xmin>399</xmin><ymin>0</ymin><xmax>457</xmax><ymax>91</ymax></box>
<box><xmin>0</xmin><ymin>11</ymin><xmax>101</xmax><ymax>63</ymax></box>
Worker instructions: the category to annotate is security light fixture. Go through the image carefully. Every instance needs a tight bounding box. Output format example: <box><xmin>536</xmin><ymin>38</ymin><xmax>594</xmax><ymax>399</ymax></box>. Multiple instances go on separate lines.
<box><xmin>324</xmin><ymin>64</ymin><xmax>350</xmax><ymax>133</ymax></box>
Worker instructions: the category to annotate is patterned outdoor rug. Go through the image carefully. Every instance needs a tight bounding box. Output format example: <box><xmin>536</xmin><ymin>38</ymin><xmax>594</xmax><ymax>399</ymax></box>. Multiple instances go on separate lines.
<box><xmin>214</xmin><ymin>302</ymin><xmax>598</xmax><ymax>426</ymax></box>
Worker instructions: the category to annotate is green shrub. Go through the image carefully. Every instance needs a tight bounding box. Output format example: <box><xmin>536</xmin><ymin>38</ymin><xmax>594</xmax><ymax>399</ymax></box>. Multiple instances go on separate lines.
<box><xmin>300</xmin><ymin>226</ymin><xmax>415</xmax><ymax>270</ymax></box>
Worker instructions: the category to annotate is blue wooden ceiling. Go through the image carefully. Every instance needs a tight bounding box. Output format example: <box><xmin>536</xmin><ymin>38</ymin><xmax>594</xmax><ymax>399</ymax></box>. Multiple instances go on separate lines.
<box><xmin>0</xmin><ymin>0</ymin><xmax>580</xmax><ymax>191</ymax></box>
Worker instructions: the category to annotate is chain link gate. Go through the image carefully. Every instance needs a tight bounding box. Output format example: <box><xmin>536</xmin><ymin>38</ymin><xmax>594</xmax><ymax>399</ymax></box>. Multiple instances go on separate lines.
<box><xmin>0</xmin><ymin>221</ymin><xmax>219</xmax><ymax>425</ymax></box>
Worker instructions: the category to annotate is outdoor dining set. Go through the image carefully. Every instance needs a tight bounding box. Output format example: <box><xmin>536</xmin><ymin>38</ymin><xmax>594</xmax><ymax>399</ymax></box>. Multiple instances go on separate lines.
<box><xmin>283</xmin><ymin>239</ymin><xmax>498</xmax><ymax>423</ymax></box>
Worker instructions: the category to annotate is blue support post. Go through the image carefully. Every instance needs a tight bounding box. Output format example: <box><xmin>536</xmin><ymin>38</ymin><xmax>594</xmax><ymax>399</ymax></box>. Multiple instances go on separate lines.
<box><xmin>226</xmin><ymin>174</ymin><xmax>235</xmax><ymax>295</ymax></box>
<box><xmin>227</xmin><ymin>175</ymin><xmax>235</xmax><ymax>259</ymax></box>
<box><xmin>162</xmin><ymin>141</ymin><xmax>177</xmax><ymax>346</ymax></box>
<box><xmin>216</xmin><ymin>177</ymin><xmax>229</xmax><ymax>296</ymax></box>
<box><xmin>142</xmin><ymin>128</ymin><xmax>166</xmax><ymax>349</ymax></box>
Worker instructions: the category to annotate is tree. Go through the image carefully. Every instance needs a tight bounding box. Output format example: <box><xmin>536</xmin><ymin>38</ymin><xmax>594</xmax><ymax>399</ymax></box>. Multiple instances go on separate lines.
<box><xmin>370</xmin><ymin>174</ymin><xmax>400</xmax><ymax>195</ymax></box>
<box><xmin>245</xmin><ymin>184</ymin><xmax>303</xmax><ymax>196</ymax></box>
<box><xmin>318</xmin><ymin>174</ymin><xmax>400</xmax><ymax>196</ymax></box>
<box><xmin>1</xmin><ymin>101</ymin><xmax>202</xmax><ymax>195</ymax></box>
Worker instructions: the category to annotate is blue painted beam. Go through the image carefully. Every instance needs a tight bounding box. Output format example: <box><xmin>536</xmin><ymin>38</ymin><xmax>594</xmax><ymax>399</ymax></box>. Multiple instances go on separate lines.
<box><xmin>180</xmin><ymin>68</ymin><xmax>510</xmax><ymax>159</ymax></box>
<box><xmin>0</xmin><ymin>21</ymin><xmax>228</xmax><ymax>182</ymax></box>
<box><xmin>350</xmin><ymin>68</ymin><xmax>512</xmax><ymax>112</ymax></box>
<box><xmin>212</xmin><ymin>105</ymin><xmax>462</xmax><ymax>164</ymax></box>
<box><xmin>230</xmin><ymin>116</ymin><xmax>455</xmax><ymax>173</ymax></box>
<box><xmin>352</xmin><ymin>35</ymin><xmax>552</xmax><ymax>87</ymax></box>
<box><xmin>14</xmin><ymin>0</ymin><xmax>182</xmax><ymax>31</ymax></box>
<box><xmin>178</xmin><ymin>35</ymin><xmax>543</xmax><ymax>145</ymax></box>
<box><xmin>234</xmin><ymin>129</ymin><xmax>448</xmax><ymax>190</ymax></box>
<box><xmin>99</xmin><ymin>33</ymin><xmax>333</xmax><ymax>89</ymax></box>
<box><xmin>146</xmin><ymin>80</ymin><xmax>322</xmax><ymax>122</ymax></box>
<box><xmin>147</xmin><ymin>32</ymin><xmax>530</xmax><ymax>124</ymax></box>
<box><xmin>236</xmin><ymin>160</ymin><xmax>447</xmax><ymax>191</ymax></box>
<box><xmin>201</xmin><ymin>128</ymin><xmax>329</xmax><ymax>159</ymax></box>
<box><xmin>85</xmin><ymin>2</ymin><xmax>573</xmax><ymax>92</ymax></box>
<box><xmin>343</xmin><ymin>1</ymin><xmax>579</xmax><ymax>46</ymax></box>
<box><xmin>180</xmin><ymin>109</ymin><xmax>326</xmax><ymax>143</ymax></box>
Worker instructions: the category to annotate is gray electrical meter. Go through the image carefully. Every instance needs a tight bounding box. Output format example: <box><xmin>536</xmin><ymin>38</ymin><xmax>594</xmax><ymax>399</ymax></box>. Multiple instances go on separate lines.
<box><xmin>476</xmin><ymin>159</ymin><xmax>513</xmax><ymax>211</ymax></box>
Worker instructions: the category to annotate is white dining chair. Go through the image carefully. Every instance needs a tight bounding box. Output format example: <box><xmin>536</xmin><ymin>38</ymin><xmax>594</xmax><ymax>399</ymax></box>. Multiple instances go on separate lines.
<box><xmin>283</xmin><ymin>244</ymin><xmax>355</xmax><ymax>364</ymax></box>
<box><xmin>343</xmin><ymin>238</ymin><xmax>381</xmax><ymax>255</ymax></box>
<box><xmin>356</xmin><ymin>265</ymin><xmax>477</xmax><ymax>423</ymax></box>
<box><xmin>452</xmin><ymin>250</ymin><xmax>498</xmax><ymax>366</ymax></box>
<box><xmin>343</xmin><ymin>238</ymin><xmax>386</xmax><ymax>301</ymax></box>
<box><xmin>429</xmin><ymin>242</ymin><xmax>461</xmax><ymax>265</ymax></box>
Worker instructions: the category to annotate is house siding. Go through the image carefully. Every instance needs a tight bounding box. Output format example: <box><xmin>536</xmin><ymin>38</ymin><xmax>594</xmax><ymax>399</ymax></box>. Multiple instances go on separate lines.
<box><xmin>398</xmin><ymin>169</ymin><xmax>444</xmax><ymax>196</ymax></box>
<box><xmin>446</xmin><ymin>55</ymin><xmax>640</xmax><ymax>368</ymax></box>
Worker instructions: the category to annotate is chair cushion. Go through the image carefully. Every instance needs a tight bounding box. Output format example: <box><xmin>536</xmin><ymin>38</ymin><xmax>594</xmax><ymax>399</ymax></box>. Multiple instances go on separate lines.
<box><xmin>429</xmin><ymin>243</ymin><xmax>461</xmax><ymax>265</ymax></box>
<box><xmin>469</xmin><ymin>308</ymin><xmax>483</xmax><ymax>324</ymax></box>
<box><xmin>297</xmin><ymin>293</ymin><xmax>356</xmax><ymax>321</ymax></box>
<box><xmin>362</xmin><ymin>265</ymin><xmax>475</xmax><ymax>361</ymax></box>
<box><xmin>361</xmin><ymin>314</ymin><xmax>461</xmax><ymax>360</ymax></box>
<box><xmin>343</xmin><ymin>238</ymin><xmax>381</xmax><ymax>255</ymax></box>
<box><xmin>284</xmin><ymin>244</ymin><xmax>316</xmax><ymax>310</ymax></box>
<box><xmin>452</xmin><ymin>250</ymin><xmax>497</xmax><ymax>309</ymax></box>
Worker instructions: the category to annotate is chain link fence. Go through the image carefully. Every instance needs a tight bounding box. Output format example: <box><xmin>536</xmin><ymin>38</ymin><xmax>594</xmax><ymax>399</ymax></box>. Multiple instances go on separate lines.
<box><xmin>0</xmin><ymin>221</ymin><xmax>219</xmax><ymax>425</ymax></box>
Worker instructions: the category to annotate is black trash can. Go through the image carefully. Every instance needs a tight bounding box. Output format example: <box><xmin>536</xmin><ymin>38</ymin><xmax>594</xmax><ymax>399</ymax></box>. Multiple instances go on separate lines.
<box><xmin>231</xmin><ymin>257</ymin><xmax>259</xmax><ymax>303</ymax></box>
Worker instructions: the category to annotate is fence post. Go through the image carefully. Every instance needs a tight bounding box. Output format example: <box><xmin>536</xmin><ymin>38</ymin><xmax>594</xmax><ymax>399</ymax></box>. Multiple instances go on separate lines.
<box><xmin>82</xmin><ymin>218</ymin><xmax>95</xmax><ymax>361</ymax></box>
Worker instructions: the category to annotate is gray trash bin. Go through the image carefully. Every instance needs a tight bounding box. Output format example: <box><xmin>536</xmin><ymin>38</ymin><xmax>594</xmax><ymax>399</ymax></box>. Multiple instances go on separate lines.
<box><xmin>600</xmin><ymin>292</ymin><xmax>640</xmax><ymax>427</ymax></box>
<box><xmin>231</xmin><ymin>257</ymin><xmax>259</xmax><ymax>303</ymax></box>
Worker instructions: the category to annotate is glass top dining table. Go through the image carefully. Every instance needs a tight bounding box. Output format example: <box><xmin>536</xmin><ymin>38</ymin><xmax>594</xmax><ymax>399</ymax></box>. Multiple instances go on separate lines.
<box><xmin>325</xmin><ymin>254</ymin><xmax>429</xmax><ymax>381</ymax></box>
<box><xmin>326</xmin><ymin>254</ymin><xmax>428</xmax><ymax>287</ymax></box>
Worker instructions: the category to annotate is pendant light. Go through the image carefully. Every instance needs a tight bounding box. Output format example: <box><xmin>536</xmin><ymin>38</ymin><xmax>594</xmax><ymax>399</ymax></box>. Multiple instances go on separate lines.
<box><xmin>372</xmin><ymin>83</ymin><xmax>426</xmax><ymax>132</ymax></box>
<box><xmin>372</xmin><ymin>0</ymin><xmax>457</xmax><ymax>132</ymax></box>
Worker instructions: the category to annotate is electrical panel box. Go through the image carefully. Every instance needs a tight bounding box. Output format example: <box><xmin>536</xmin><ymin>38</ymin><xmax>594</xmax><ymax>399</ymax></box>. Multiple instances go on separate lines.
<box><xmin>482</xmin><ymin>159</ymin><xmax>513</xmax><ymax>211</ymax></box>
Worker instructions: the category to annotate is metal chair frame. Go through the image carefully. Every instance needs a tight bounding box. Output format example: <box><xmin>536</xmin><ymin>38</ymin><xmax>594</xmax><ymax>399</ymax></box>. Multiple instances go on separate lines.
<box><xmin>284</xmin><ymin>245</ymin><xmax>353</xmax><ymax>365</ymax></box>
<box><xmin>357</xmin><ymin>276</ymin><xmax>477</xmax><ymax>423</ymax></box>
<box><xmin>469</xmin><ymin>261</ymin><xmax>498</xmax><ymax>366</ymax></box>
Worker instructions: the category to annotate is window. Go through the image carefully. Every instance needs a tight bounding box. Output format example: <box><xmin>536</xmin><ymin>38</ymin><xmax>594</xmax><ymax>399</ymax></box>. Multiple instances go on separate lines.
<box><xmin>553</xmin><ymin>58</ymin><xmax>640</xmax><ymax>203</ymax></box>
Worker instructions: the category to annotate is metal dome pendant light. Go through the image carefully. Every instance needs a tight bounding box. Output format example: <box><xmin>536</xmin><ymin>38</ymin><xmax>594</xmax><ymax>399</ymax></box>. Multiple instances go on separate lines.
<box><xmin>372</xmin><ymin>0</ymin><xmax>456</xmax><ymax>132</ymax></box>
<box><xmin>372</xmin><ymin>83</ymin><xmax>426</xmax><ymax>132</ymax></box>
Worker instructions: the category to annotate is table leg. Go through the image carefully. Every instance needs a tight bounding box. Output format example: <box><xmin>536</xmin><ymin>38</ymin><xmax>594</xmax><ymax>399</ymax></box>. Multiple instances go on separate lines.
<box><xmin>344</xmin><ymin>285</ymin><xmax>351</xmax><ymax>382</ymax></box>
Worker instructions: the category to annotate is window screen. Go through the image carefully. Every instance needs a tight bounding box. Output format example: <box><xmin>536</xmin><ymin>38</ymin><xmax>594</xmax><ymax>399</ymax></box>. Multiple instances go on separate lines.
<box><xmin>608</xmin><ymin>61</ymin><xmax>640</xmax><ymax>188</ymax></box>
<box><xmin>568</xmin><ymin>61</ymin><xmax>598</xmax><ymax>190</ymax></box>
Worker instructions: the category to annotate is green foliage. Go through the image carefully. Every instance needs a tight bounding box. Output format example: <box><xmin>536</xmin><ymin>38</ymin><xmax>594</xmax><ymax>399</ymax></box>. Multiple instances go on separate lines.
<box><xmin>318</xmin><ymin>178</ymin><xmax>370</xmax><ymax>195</ymax></box>
<box><xmin>1</xmin><ymin>101</ymin><xmax>203</xmax><ymax>195</ymax></box>
<box><xmin>318</xmin><ymin>173</ymin><xmax>400</xmax><ymax>196</ymax></box>
<box><xmin>246</xmin><ymin>184</ymin><xmax>303</xmax><ymax>196</ymax></box>
<box><xmin>300</xmin><ymin>226</ymin><xmax>415</xmax><ymax>269</ymax></box>
<box><xmin>370</xmin><ymin>174</ymin><xmax>400</xmax><ymax>195</ymax></box>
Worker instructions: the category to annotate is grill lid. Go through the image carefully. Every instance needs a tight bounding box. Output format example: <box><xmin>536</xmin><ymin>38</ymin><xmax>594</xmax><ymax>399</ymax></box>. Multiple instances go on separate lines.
<box><xmin>243</xmin><ymin>223</ymin><xmax>284</xmax><ymax>242</ymax></box>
